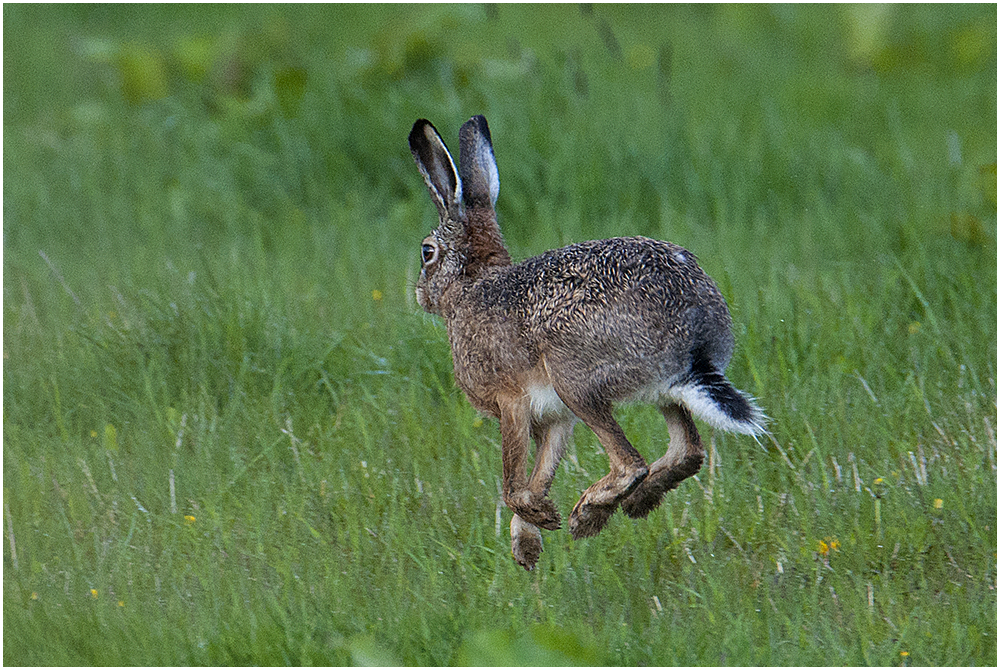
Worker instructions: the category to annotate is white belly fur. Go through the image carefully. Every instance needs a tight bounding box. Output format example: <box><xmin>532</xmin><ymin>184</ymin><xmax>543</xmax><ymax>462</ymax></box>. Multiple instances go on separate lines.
<box><xmin>526</xmin><ymin>384</ymin><xmax>572</xmax><ymax>420</ymax></box>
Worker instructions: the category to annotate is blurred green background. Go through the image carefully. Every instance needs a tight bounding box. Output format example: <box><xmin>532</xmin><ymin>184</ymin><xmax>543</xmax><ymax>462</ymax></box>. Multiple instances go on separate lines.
<box><xmin>3</xmin><ymin>4</ymin><xmax>996</xmax><ymax>665</ymax></box>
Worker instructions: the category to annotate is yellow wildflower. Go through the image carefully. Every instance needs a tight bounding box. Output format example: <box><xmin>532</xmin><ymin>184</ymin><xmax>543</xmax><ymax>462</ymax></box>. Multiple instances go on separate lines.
<box><xmin>372</xmin><ymin>289</ymin><xmax>383</xmax><ymax>302</ymax></box>
<box><xmin>184</xmin><ymin>515</ymin><xmax>196</xmax><ymax>525</ymax></box>
<box><xmin>933</xmin><ymin>498</ymin><xmax>943</xmax><ymax>509</ymax></box>
<box><xmin>900</xmin><ymin>651</ymin><xmax>910</xmax><ymax>657</ymax></box>
<box><xmin>118</xmin><ymin>600</ymin><xmax>125</xmax><ymax>607</ymax></box>
<box><xmin>90</xmin><ymin>589</ymin><xmax>98</xmax><ymax>599</ymax></box>
<box><xmin>817</xmin><ymin>537</ymin><xmax>840</xmax><ymax>556</ymax></box>
<box><xmin>31</xmin><ymin>592</ymin><xmax>38</xmax><ymax>600</ymax></box>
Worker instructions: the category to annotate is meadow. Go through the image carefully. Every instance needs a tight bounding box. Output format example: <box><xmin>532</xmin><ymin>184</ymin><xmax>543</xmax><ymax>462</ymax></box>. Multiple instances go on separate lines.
<box><xmin>3</xmin><ymin>4</ymin><xmax>996</xmax><ymax>665</ymax></box>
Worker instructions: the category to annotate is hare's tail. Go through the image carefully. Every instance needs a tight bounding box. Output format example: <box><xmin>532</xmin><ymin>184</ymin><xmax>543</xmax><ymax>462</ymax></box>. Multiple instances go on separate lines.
<box><xmin>667</xmin><ymin>349</ymin><xmax>767</xmax><ymax>436</ymax></box>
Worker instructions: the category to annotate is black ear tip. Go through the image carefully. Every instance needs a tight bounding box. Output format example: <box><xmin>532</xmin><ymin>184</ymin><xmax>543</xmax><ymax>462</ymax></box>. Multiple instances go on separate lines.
<box><xmin>409</xmin><ymin>119</ymin><xmax>438</xmax><ymax>144</ymax></box>
<box><xmin>462</xmin><ymin>115</ymin><xmax>492</xmax><ymax>144</ymax></box>
<box><xmin>407</xmin><ymin>119</ymin><xmax>441</xmax><ymax>156</ymax></box>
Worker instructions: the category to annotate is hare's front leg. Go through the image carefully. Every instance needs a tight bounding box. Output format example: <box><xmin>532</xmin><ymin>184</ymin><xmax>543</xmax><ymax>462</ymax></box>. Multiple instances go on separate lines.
<box><xmin>557</xmin><ymin>390</ymin><xmax>649</xmax><ymax>539</ymax></box>
<box><xmin>622</xmin><ymin>403</ymin><xmax>704</xmax><ymax>519</ymax></box>
<box><xmin>498</xmin><ymin>394</ymin><xmax>561</xmax><ymax>531</ymax></box>
<box><xmin>510</xmin><ymin>514</ymin><xmax>543</xmax><ymax>570</ymax></box>
<box><xmin>510</xmin><ymin>418</ymin><xmax>576</xmax><ymax>570</ymax></box>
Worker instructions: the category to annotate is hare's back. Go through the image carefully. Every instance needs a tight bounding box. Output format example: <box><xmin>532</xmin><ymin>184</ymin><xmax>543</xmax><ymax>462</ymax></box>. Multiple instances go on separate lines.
<box><xmin>511</xmin><ymin>236</ymin><xmax>734</xmax><ymax>376</ymax></box>
<box><xmin>518</xmin><ymin>236</ymin><xmax>728</xmax><ymax>318</ymax></box>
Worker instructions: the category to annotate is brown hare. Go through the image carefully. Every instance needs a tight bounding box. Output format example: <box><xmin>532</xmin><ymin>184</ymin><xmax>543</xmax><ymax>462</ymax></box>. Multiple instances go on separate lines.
<box><xmin>409</xmin><ymin>115</ymin><xmax>765</xmax><ymax>570</ymax></box>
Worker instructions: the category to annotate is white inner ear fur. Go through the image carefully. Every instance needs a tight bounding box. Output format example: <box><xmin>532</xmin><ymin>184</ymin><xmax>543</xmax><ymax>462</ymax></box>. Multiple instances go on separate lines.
<box><xmin>434</xmin><ymin>154</ymin><xmax>462</xmax><ymax>209</ymax></box>
<box><xmin>421</xmin><ymin>124</ymin><xmax>463</xmax><ymax>211</ymax></box>
<box><xmin>486</xmin><ymin>148</ymin><xmax>499</xmax><ymax>207</ymax></box>
<box><xmin>451</xmin><ymin>167</ymin><xmax>464</xmax><ymax>206</ymax></box>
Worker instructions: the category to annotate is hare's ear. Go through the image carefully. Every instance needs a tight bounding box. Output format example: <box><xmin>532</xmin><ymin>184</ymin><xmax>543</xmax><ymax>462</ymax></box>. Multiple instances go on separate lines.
<box><xmin>409</xmin><ymin>119</ymin><xmax>463</xmax><ymax>220</ymax></box>
<box><xmin>459</xmin><ymin>115</ymin><xmax>500</xmax><ymax>210</ymax></box>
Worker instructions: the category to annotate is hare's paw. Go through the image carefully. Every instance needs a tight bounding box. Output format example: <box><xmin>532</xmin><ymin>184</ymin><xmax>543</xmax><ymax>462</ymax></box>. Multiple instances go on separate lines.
<box><xmin>504</xmin><ymin>491</ymin><xmax>561</xmax><ymax>531</ymax></box>
<box><xmin>568</xmin><ymin>500</ymin><xmax>617</xmax><ymax>539</ymax></box>
<box><xmin>512</xmin><ymin>533</ymin><xmax>543</xmax><ymax>571</ymax></box>
<box><xmin>622</xmin><ymin>453</ymin><xmax>703</xmax><ymax>519</ymax></box>
<box><xmin>620</xmin><ymin>479</ymin><xmax>667</xmax><ymax>519</ymax></box>
<box><xmin>569</xmin><ymin>466</ymin><xmax>648</xmax><ymax>539</ymax></box>
<box><xmin>510</xmin><ymin>516</ymin><xmax>543</xmax><ymax>571</ymax></box>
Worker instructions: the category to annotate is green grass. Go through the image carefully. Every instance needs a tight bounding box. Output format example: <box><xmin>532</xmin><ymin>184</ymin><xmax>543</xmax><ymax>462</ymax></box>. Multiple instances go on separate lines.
<box><xmin>4</xmin><ymin>4</ymin><xmax>996</xmax><ymax>665</ymax></box>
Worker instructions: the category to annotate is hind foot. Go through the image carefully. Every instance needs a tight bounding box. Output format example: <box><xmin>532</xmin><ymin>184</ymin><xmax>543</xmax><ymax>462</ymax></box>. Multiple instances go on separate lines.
<box><xmin>568</xmin><ymin>465</ymin><xmax>648</xmax><ymax>539</ymax></box>
<box><xmin>621</xmin><ymin>453</ymin><xmax>704</xmax><ymax>519</ymax></box>
<box><xmin>620</xmin><ymin>475</ymin><xmax>675</xmax><ymax>519</ymax></box>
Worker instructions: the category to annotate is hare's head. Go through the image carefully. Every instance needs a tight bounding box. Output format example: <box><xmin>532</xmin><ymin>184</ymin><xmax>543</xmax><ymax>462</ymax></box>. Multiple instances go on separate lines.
<box><xmin>409</xmin><ymin>116</ymin><xmax>510</xmax><ymax>316</ymax></box>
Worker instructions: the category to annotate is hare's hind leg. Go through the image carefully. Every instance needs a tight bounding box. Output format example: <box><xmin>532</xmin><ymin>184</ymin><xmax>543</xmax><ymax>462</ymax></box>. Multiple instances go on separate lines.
<box><xmin>510</xmin><ymin>418</ymin><xmax>575</xmax><ymax>570</ymax></box>
<box><xmin>559</xmin><ymin>392</ymin><xmax>649</xmax><ymax>539</ymax></box>
<box><xmin>622</xmin><ymin>403</ymin><xmax>704</xmax><ymax>519</ymax></box>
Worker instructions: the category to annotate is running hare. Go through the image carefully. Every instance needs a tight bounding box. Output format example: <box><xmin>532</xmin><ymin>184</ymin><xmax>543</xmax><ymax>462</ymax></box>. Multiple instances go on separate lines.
<box><xmin>409</xmin><ymin>116</ymin><xmax>765</xmax><ymax>570</ymax></box>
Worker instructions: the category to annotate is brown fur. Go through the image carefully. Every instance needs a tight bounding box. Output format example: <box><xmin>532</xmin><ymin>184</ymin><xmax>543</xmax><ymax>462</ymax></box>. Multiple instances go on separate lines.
<box><xmin>409</xmin><ymin>116</ymin><xmax>765</xmax><ymax>570</ymax></box>
<box><xmin>621</xmin><ymin>404</ymin><xmax>705</xmax><ymax>519</ymax></box>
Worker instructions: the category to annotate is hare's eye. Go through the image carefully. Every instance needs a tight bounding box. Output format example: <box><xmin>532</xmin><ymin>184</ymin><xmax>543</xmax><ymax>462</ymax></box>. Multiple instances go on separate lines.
<box><xmin>421</xmin><ymin>242</ymin><xmax>438</xmax><ymax>265</ymax></box>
